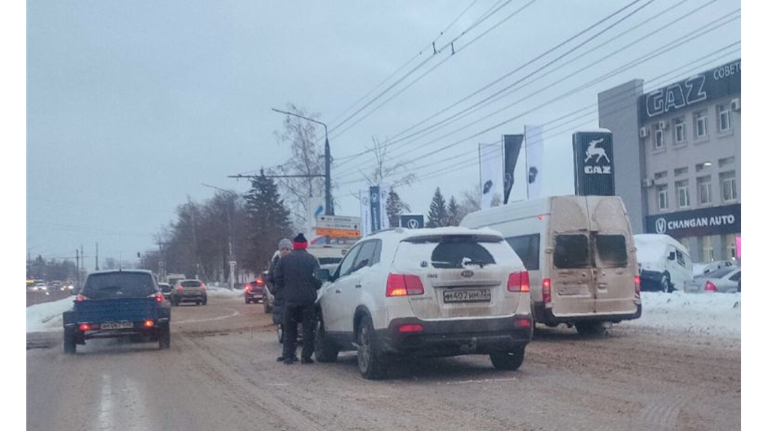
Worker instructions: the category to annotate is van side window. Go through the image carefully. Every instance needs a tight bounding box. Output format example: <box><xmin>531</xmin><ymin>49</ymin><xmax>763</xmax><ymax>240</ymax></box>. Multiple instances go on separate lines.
<box><xmin>595</xmin><ymin>235</ymin><xmax>628</xmax><ymax>268</ymax></box>
<box><xmin>554</xmin><ymin>235</ymin><xmax>590</xmax><ymax>269</ymax></box>
<box><xmin>506</xmin><ymin>234</ymin><xmax>540</xmax><ymax>270</ymax></box>
<box><xmin>675</xmin><ymin>249</ymin><xmax>685</xmax><ymax>267</ymax></box>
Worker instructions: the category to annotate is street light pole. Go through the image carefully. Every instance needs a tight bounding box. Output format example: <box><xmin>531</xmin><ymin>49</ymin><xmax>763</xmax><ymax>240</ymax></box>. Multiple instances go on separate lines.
<box><xmin>272</xmin><ymin>108</ymin><xmax>334</xmax><ymax>215</ymax></box>
<box><xmin>201</xmin><ymin>183</ymin><xmax>238</xmax><ymax>289</ymax></box>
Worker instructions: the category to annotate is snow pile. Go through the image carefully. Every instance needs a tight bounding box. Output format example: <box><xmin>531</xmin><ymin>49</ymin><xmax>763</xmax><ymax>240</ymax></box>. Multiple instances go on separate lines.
<box><xmin>26</xmin><ymin>297</ymin><xmax>74</xmax><ymax>333</ymax></box>
<box><xmin>206</xmin><ymin>287</ymin><xmax>242</xmax><ymax>298</ymax></box>
<box><xmin>626</xmin><ymin>291</ymin><xmax>741</xmax><ymax>338</ymax></box>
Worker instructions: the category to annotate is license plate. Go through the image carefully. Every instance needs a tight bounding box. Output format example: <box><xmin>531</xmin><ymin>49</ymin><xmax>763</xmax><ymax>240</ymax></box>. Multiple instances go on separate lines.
<box><xmin>443</xmin><ymin>289</ymin><xmax>491</xmax><ymax>303</ymax></box>
<box><xmin>100</xmin><ymin>321</ymin><xmax>133</xmax><ymax>330</ymax></box>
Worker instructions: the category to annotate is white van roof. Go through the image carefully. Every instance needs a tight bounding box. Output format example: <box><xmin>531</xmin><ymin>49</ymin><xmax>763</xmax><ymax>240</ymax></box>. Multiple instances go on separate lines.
<box><xmin>634</xmin><ymin>234</ymin><xmax>689</xmax><ymax>255</ymax></box>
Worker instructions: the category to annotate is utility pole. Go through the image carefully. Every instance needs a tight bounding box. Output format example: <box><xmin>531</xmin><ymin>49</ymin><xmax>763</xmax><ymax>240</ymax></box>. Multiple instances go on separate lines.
<box><xmin>75</xmin><ymin>249</ymin><xmax>80</xmax><ymax>287</ymax></box>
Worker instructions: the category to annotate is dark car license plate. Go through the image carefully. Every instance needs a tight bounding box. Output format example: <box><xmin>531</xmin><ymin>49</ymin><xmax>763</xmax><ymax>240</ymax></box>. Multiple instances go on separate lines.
<box><xmin>443</xmin><ymin>289</ymin><xmax>491</xmax><ymax>303</ymax></box>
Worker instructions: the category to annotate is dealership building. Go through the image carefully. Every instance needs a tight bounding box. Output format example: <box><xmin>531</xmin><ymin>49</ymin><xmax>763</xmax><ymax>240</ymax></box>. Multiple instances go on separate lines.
<box><xmin>597</xmin><ymin>58</ymin><xmax>741</xmax><ymax>263</ymax></box>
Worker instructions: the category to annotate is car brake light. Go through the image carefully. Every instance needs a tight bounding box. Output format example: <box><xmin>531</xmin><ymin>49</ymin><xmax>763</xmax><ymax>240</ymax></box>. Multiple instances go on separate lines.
<box><xmin>399</xmin><ymin>324</ymin><xmax>423</xmax><ymax>333</ymax></box>
<box><xmin>200</xmin><ymin>284</ymin><xmax>207</xmax><ymax>290</ymax></box>
<box><xmin>79</xmin><ymin>323</ymin><xmax>90</xmax><ymax>331</ymax></box>
<box><xmin>705</xmin><ymin>281</ymin><xmax>717</xmax><ymax>292</ymax></box>
<box><xmin>156</xmin><ymin>293</ymin><xmax>164</xmax><ymax>303</ymax></box>
<box><xmin>386</xmin><ymin>274</ymin><xmax>424</xmax><ymax>297</ymax></box>
<box><xmin>75</xmin><ymin>295</ymin><xmax>86</xmax><ymax>302</ymax></box>
<box><xmin>634</xmin><ymin>275</ymin><xmax>641</xmax><ymax>295</ymax></box>
<box><xmin>542</xmin><ymin>278</ymin><xmax>552</xmax><ymax>304</ymax></box>
<box><xmin>513</xmin><ymin>317</ymin><xmax>532</xmax><ymax>328</ymax></box>
<box><xmin>244</xmin><ymin>284</ymin><xmax>252</xmax><ymax>292</ymax></box>
<box><xmin>255</xmin><ymin>278</ymin><xmax>264</xmax><ymax>286</ymax></box>
<box><xmin>177</xmin><ymin>286</ymin><xmax>183</xmax><ymax>291</ymax></box>
<box><xmin>507</xmin><ymin>271</ymin><xmax>530</xmax><ymax>293</ymax></box>
<box><xmin>144</xmin><ymin>319</ymin><xmax>155</xmax><ymax>328</ymax></box>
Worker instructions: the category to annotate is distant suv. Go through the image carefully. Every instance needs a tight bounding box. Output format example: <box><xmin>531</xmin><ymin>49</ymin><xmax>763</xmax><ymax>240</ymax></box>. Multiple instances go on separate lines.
<box><xmin>170</xmin><ymin>279</ymin><xmax>208</xmax><ymax>306</ymax></box>
<box><xmin>313</xmin><ymin>227</ymin><xmax>533</xmax><ymax>380</ymax></box>
<box><xmin>244</xmin><ymin>274</ymin><xmax>267</xmax><ymax>304</ymax></box>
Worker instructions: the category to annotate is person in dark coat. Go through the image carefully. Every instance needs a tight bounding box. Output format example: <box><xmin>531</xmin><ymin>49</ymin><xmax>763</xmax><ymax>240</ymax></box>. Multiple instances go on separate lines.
<box><xmin>273</xmin><ymin>233</ymin><xmax>322</xmax><ymax>365</ymax></box>
<box><xmin>267</xmin><ymin>238</ymin><xmax>293</xmax><ymax>362</ymax></box>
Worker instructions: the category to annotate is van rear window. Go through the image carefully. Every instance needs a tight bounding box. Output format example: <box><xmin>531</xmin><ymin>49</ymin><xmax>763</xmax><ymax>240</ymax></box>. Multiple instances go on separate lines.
<box><xmin>506</xmin><ymin>234</ymin><xmax>540</xmax><ymax>271</ymax></box>
<box><xmin>595</xmin><ymin>235</ymin><xmax>628</xmax><ymax>268</ymax></box>
<box><xmin>554</xmin><ymin>235</ymin><xmax>590</xmax><ymax>269</ymax></box>
<box><xmin>82</xmin><ymin>272</ymin><xmax>156</xmax><ymax>299</ymax></box>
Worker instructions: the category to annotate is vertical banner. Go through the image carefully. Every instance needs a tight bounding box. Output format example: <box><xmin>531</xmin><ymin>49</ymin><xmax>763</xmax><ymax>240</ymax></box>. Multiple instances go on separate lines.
<box><xmin>572</xmin><ymin>130</ymin><xmax>615</xmax><ymax>196</ymax></box>
<box><xmin>360</xmin><ymin>189</ymin><xmax>372</xmax><ymax>237</ymax></box>
<box><xmin>306</xmin><ymin>196</ymin><xmax>325</xmax><ymax>244</ymax></box>
<box><xmin>370</xmin><ymin>186</ymin><xmax>381</xmax><ymax>232</ymax></box>
<box><xmin>524</xmin><ymin>125</ymin><xmax>544</xmax><ymax>200</ymax></box>
<box><xmin>379</xmin><ymin>185</ymin><xmax>390</xmax><ymax>230</ymax></box>
<box><xmin>479</xmin><ymin>143</ymin><xmax>502</xmax><ymax>210</ymax></box>
<box><xmin>502</xmin><ymin>134</ymin><xmax>524</xmax><ymax>204</ymax></box>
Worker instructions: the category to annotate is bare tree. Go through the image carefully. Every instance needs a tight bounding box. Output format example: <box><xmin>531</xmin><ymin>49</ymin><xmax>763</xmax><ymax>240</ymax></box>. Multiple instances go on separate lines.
<box><xmin>358</xmin><ymin>136</ymin><xmax>416</xmax><ymax>188</ymax></box>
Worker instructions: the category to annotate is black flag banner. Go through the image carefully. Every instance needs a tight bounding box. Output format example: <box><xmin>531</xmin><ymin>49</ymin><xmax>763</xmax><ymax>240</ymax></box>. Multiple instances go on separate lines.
<box><xmin>503</xmin><ymin>134</ymin><xmax>524</xmax><ymax>204</ymax></box>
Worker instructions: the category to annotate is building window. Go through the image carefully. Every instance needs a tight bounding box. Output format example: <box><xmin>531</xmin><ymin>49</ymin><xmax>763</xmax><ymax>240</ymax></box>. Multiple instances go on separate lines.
<box><xmin>679</xmin><ymin>237</ymin><xmax>691</xmax><ymax>253</ymax></box>
<box><xmin>674</xmin><ymin>118</ymin><xmax>686</xmax><ymax>143</ymax></box>
<box><xmin>676</xmin><ymin>180</ymin><xmax>690</xmax><ymax>208</ymax></box>
<box><xmin>702</xmin><ymin>236</ymin><xmax>714</xmax><ymax>262</ymax></box>
<box><xmin>654</xmin><ymin>125</ymin><xmax>664</xmax><ymax>149</ymax></box>
<box><xmin>657</xmin><ymin>184</ymin><xmax>669</xmax><ymax>210</ymax></box>
<box><xmin>718</xmin><ymin>104</ymin><xmax>732</xmax><ymax>132</ymax></box>
<box><xmin>719</xmin><ymin>156</ymin><xmax>735</xmax><ymax>168</ymax></box>
<box><xmin>726</xmin><ymin>234</ymin><xmax>737</xmax><ymax>260</ymax></box>
<box><xmin>720</xmin><ymin>171</ymin><xmax>737</xmax><ymax>202</ymax></box>
<box><xmin>697</xmin><ymin>176</ymin><xmax>712</xmax><ymax>205</ymax></box>
<box><xmin>654</xmin><ymin>171</ymin><xmax>668</xmax><ymax>180</ymax></box>
<box><xmin>695</xmin><ymin>162</ymin><xmax>712</xmax><ymax>172</ymax></box>
<box><xmin>674</xmin><ymin>167</ymin><xmax>688</xmax><ymax>176</ymax></box>
<box><xmin>695</xmin><ymin>111</ymin><xmax>708</xmax><ymax>138</ymax></box>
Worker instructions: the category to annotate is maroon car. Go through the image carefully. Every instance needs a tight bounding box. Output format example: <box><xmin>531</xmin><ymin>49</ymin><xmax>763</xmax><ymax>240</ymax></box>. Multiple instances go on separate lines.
<box><xmin>244</xmin><ymin>275</ymin><xmax>267</xmax><ymax>304</ymax></box>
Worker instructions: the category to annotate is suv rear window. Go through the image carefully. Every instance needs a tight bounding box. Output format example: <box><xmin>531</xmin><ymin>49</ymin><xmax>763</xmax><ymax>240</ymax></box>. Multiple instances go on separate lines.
<box><xmin>181</xmin><ymin>280</ymin><xmax>201</xmax><ymax>288</ymax></box>
<box><xmin>401</xmin><ymin>235</ymin><xmax>503</xmax><ymax>269</ymax></box>
<box><xmin>554</xmin><ymin>235</ymin><xmax>590</xmax><ymax>269</ymax></box>
<box><xmin>82</xmin><ymin>272</ymin><xmax>156</xmax><ymax>299</ymax></box>
<box><xmin>595</xmin><ymin>235</ymin><xmax>628</xmax><ymax>268</ymax></box>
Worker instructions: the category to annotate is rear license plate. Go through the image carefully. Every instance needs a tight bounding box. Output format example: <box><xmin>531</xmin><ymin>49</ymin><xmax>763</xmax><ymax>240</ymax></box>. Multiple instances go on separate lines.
<box><xmin>100</xmin><ymin>321</ymin><xmax>133</xmax><ymax>330</ymax></box>
<box><xmin>443</xmin><ymin>289</ymin><xmax>491</xmax><ymax>303</ymax></box>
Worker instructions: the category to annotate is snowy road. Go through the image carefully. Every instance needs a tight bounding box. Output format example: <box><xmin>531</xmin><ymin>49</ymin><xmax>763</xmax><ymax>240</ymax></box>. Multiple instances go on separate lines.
<box><xmin>27</xmin><ymin>294</ymin><xmax>740</xmax><ymax>431</ymax></box>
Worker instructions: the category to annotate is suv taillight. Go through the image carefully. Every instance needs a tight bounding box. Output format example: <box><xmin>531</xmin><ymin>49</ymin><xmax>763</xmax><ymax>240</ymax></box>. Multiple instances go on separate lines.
<box><xmin>177</xmin><ymin>285</ymin><xmax>183</xmax><ymax>291</ymax></box>
<box><xmin>386</xmin><ymin>274</ymin><xmax>424</xmax><ymax>297</ymax></box>
<box><xmin>200</xmin><ymin>284</ymin><xmax>207</xmax><ymax>290</ymax></box>
<box><xmin>255</xmin><ymin>278</ymin><xmax>264</xmax><ymax>286</ymax></box>
<box><xmin>705</xmin><ymin>281</ymin><xmax>717</xmax><ymax>292</ymax></box>
<box><xmin>244</xmin><ymin>284</ymin><xmax>252</xmax><ymax>292</ymax></box>
<box><xmin>75</xmin><ymin>294</ymin><xmax>87</xmax><ymax>302</ymax></box>
<box><xmin>542</xmin><ymin>278</ymin><xmax>552</xmax><ymax>304</ymax></box>
<box><xmin>507</xmin><ymin>271</ymin><xmax>530</xmax><ymax>293</ymax></box>
<box><xmin>156</xmin><ymin>293</ymin><xmax>164</xmax><ymax>303</ymax></box>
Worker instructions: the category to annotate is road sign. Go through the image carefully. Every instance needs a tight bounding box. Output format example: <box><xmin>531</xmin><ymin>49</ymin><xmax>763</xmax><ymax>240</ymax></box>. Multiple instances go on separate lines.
<box><xmin>400</xmin><ymin>214</ymin><xmax>424</xmax><ymax>229</ymax></box>
<box><xmin>317</xmin><ymin>215</ymin><xmax>361</xmax><ymax>231</ymax></box>
<box><xmin>316</xmin><ymin>227</ymin><xmax>361</xmax><ymax>238</ymax></box>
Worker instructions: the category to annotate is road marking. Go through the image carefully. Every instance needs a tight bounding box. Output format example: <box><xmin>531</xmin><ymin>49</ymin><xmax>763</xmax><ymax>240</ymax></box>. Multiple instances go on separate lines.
<box><xmin>98</xmin><ymin>374</ymin><xmax>114</xmax><ymax>431</ymax></box>
<box><xmin>174</xmin><ymin>308</ymin><xmax>240</xmax><ymax>324</ymax></box>
<box><xmin>443</xmin><ymin>377</ymin><xmax>519</xmax><ymax>385</ymax></box>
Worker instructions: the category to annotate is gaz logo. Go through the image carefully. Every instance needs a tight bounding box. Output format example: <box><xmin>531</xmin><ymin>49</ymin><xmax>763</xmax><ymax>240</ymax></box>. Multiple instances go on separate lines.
<box><xmin>584</xmin><ymin>138</ymin><xmax>611</xmax><ymax>174</ymax></box>
<box><xmin>655</xmin><ymin>218</ymin><xmax>667</xmax><ymax>234</ymax></box>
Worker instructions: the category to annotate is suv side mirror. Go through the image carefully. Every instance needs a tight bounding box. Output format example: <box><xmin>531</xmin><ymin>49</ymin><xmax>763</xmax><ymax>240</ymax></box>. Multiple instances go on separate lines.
<box><xmin>668</xmin><ymin>251</ymin><xmax>676</xmax><ymax>260</ymax></box>
<box><xmin>315</xmin><ymin>268</ymin><xmax>331</xmax><ymax>282</ymax></box>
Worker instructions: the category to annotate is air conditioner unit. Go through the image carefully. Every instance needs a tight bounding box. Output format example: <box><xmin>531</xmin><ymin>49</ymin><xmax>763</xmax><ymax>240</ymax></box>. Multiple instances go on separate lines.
<box><xmin>730</xmin><ymin>98</ymin><xmax>741</xmax><ymax>112</ymax></box>
<box><xmin>639</xmin><ymin>127</ymin><xmax>649</xmax><ymax>138</ymax></box>
<box><xmin>658</xmin><ymin>120</ymin><xmax>668</xmax><ymax>130</ymax></box>
<box><xmin>642</xmin><ymin>178</ymin><xmax>655</xmax><ymax>188</ymax></box>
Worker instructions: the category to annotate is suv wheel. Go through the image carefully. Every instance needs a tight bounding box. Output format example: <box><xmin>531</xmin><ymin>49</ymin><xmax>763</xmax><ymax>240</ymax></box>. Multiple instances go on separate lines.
<box><xmin>158</xmin><ymin>324</ymin><xmax>171</xmax><ymax>349</ymax></box>
<box><xmin>490</xmin><ymin>346</ymin><xmax>525</xmax><ymax>371</ymax></box>
<box><xmin>357</xmin><ymin>315</ymin><xmax>387</xmax><ymax>380</ymax></box>
<box><xmin>63</xmin><ymin>327</ymin><xmax>77</xmax><ymax>354</ymax></box>
<box><xmin>314</xmin><ymin>317</ymin><xmax>339</xmax><ymax>363</ymax></box>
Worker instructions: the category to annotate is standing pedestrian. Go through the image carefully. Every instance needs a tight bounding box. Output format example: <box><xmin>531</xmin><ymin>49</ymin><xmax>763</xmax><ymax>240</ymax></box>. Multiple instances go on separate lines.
<box><xmin>267</xmin><ymin>238</ymin><xmax>293</xmax><ymax>362</ymax></box>
<box><xmin>273</xmin><ymin>233</ymin><xmax>322</xmax><ymax>365</ymax></box>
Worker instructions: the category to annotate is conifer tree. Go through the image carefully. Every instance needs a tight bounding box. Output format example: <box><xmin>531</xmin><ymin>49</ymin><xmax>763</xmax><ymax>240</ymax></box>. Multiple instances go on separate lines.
<box><xmin>426</xmin><ymin>187</ymin><xmax>448</xmax><ymax>228</ymax></box>
<box><xmin>243</xmin><ymin>170</ymin><xmax>293</xmax><ymax>272</ymax></box>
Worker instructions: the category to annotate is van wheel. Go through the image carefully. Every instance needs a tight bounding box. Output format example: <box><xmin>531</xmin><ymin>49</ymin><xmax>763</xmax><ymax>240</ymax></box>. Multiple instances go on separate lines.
<box><xmin>357</xmin><ymin>315</ymin><xmax>387</xmax><ymax>380</ymax></box>
<box><xmin>314</xmin><ymin>317</ymin><xmax>339</xmax><ymax>363</ymax></box>
<box><xmin>490</xmin><ymin>346</ymin><xmax>525</xmax><ymax>371</ymax></box>
<box><xmin>576</xmin><ymin>321</ymin><xmax>608</xmax><ymax>337</ymax></box>
<box><xmin>661</xmin><ymin>274</ymin><xmax>673</xmax><ymax>293</ymax></box>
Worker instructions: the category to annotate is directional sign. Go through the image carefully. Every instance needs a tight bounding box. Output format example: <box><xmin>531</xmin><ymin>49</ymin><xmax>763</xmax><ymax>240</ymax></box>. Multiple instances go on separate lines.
<box><xmin>316</xmin><ymin>227</ymin><xmax>360</xmax><ymax>238</ymax></box>
<box><xmin>400</xmin><ymin>214</ymin><xmax>425</xmax><ymax>229</ymax></box>
<box><xmin>317</xmin><ymin>215</ymin><xmax>361</xmax><ymax>231</ymax></box>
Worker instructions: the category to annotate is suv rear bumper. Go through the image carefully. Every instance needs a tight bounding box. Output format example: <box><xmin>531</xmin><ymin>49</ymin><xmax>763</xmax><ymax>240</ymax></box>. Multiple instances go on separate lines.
<box><xmin>533</xmin><ymin>304</ymin><xmax>642</xmax><ymax>324</ymax></box>
<box><xmin>377</xmin><ymin>316</ymin><xmax>532</xmax><ymax>356</ymax></box>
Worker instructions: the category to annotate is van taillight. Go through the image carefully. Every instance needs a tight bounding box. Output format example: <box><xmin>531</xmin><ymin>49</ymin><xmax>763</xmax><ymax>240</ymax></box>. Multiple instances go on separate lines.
<box><xmin>634</xmin><ymin>275</ymin><xmax>641</xmax><ymax>295</ymax></box>
<box><xmin>507</xmin><ymin>271</ymin><xmax>530</xmax><ymax>293</ymax></box>
<box><xmin>705</xmin><ymin>281</ymin><xmax>717</xmax><ymax>292</ymax></box>
<box><xmin>542</xmin><ymin>278</ymin><xmax>552</xmax><ymax>304</ymax></box>
<box><xmin>386</xmin><ymin>274</ymin><xmax>424</xmax><ymax>297</ymax></box>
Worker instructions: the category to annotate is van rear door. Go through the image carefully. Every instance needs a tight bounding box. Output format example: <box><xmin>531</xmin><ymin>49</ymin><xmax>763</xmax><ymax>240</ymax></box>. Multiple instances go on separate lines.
<box><xmin>551</xmin><ymin>233</ymin><xmax>596</xmax><ymax>316</ymax></box>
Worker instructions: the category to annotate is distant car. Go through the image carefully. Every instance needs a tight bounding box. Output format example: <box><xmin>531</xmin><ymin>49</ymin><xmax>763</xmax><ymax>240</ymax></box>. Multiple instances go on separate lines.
<box><xmin>34</xmin><ymin>281</ymin><xmax>47</xmax><ymax>292</ymax></box>
<box><xmin>692</xmin><ymin>260</ymin><xmax>735</xmax><ymax>277</ymax></box>
<box><xmin>684</xmin><ymin>267</ymin><xmax>741</xmax><ymax>293</ymax></box>
<box><xmin>170</xmin><ymin>279</ymin><xmax>208</xmax><ymax>306</ymax></box>
<box><xmin>244</xmin><ymin>275</ymin><xmax>267</xmax><ymax>304</ymax></box>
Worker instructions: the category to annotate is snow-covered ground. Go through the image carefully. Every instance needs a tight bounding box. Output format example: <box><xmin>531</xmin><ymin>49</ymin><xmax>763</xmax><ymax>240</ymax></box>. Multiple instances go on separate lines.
<box><xmin>27</xmin><ymin>290</ymin><xmax>741</xmax><ymax>339</ymax></box>
<box><xmin>625</xmin><ymin>291</ymin><xmax>741</xmax><ymax>339</ymax></box>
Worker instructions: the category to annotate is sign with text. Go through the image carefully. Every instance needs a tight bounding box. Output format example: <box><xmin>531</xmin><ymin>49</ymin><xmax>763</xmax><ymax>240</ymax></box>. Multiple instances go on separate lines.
<box><xmin>572</xmin><ymin>131</ymin><xmax>615</xmax><ymax>196</ymax></box>
<box><xmin>316</xmin><ymin>215</ymin><xmax>361</xmax><ymax>231</ymax></box>
<box><xmin>645</xmin><ymin>204</ymin><xmax>741</xmax><ymax>238</ymax></box>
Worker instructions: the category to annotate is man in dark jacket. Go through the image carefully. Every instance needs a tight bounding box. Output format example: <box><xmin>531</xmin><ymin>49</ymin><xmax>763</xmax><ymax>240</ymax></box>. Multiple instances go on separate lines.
<box><xmin>273</xmin><ymin>233</ymin><xmax>322</xmax><ymax>365</ymax></box>
<box><xmin>267</xmin><ymin>238</ymin><xmax>293</xmax><ymax>362</ymax></box>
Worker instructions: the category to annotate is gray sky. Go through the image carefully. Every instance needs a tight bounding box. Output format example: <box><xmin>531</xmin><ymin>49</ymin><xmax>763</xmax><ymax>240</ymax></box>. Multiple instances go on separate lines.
<box><xmin>26</xmin><ymin>0</ymin><xmax>741</xmax><ymax>269</ymax></box>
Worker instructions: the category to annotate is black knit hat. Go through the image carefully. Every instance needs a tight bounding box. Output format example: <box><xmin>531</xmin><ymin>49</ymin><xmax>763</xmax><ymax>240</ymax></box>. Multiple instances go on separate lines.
<box><xmin>293</xmin><ymin>233</ymin><xmax>308</xmax><ymax>249</ymax></box>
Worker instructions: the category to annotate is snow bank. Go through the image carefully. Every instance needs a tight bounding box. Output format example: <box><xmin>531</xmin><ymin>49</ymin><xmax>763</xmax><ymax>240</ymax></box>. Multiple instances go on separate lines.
<box><xmin>206</xmin><ymin>287</ymin><xmax>242</xmax><ymax>298</ymax></box>
<box><xmin>26</xmin><ymin>297</ymin><xmax>74</xmax><ymax>333</ymax></box>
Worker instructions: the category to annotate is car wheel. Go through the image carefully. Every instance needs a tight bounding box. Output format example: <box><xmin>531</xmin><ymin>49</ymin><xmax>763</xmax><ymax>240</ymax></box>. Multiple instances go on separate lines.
<box><xmin>490</xmin><ymin>346</ymin><xmax>525</xmax><ymax>371</ymax></box>
<box><xmin>277</xmin><ymin>325</ymin><xmax>284</xmax><ymax>344</ymax></box>
<box><xmin>159</xmin><ymin>324</ymin><xmax>171</xmax><ymax>349</ymax></box>
<box><xmin>202</xmin><ymin>298</ymin><xmax>207</xmax><ymax>306</ymax></box>
<box><xmin>314</xmin><ymin>316</ymin><xmax>339</xmax><ymax>363</ymax></box>
<box><xmin>357</xmin><ymin>315</ymin><xmax>387</xmax><ymax>380</ymax></box>
<box><xmin>575</xmin><ymin>321</ymin><xmax>608</xmax><ymax>337</ymax></box>
<box><xmin>661</xmin><ymin>274</ymin><xmax>673</xmax><ymax>293</ymax></box>
<box><xmin>63</xmin><ymin>327</ymin><xmax>77</xmax><ymax>354</ymax></box>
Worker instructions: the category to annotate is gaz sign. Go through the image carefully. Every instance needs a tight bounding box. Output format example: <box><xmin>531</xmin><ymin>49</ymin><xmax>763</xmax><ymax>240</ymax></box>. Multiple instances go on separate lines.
<box><xmin>572</xmin><ymin>131</ymin><xmax>615</xmax><ymax>196</ymax></box>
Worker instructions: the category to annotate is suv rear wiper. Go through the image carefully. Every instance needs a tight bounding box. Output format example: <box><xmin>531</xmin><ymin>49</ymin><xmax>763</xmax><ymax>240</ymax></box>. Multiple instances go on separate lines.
<box><xmin>463</xmin><ymin>260</ymin><xmax>494</xmax><ymax>269</ymax></box>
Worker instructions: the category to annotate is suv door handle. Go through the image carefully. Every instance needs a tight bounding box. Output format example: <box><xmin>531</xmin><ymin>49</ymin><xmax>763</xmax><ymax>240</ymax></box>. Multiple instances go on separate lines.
<box><xmin>355</xmin><ymin>283</ymin><xmax>362</xmax><ymax>288</ymax></box>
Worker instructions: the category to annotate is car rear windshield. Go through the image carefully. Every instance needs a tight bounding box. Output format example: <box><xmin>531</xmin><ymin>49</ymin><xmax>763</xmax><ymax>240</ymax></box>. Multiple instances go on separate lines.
<box><xmin>595</xmin><ymin>235</ymin><xmax>628</xmax><ymax>268</ymax></box>
<box><xmin>398</xmin><ymin>235</ymin><xmax>514</xmax><ymax>270</ymax></box>
<box><xmin>554</xmin><ymin>235</ymin><xmax>590</xmax><ymax>269</ymax></box>
<box><xmin>82</xmin><ymin>272</ymin><xmax>156</xmax><ymax>299</ymax></box>
<box><xmin>703</xmin><ymin>267</ymin><xmax>735</xmax><ymax>279</ymax></box>
<box><xmin>181</xmin><ymin>280</ymin><xmax>202</xmax><ymax>288</ymax></box>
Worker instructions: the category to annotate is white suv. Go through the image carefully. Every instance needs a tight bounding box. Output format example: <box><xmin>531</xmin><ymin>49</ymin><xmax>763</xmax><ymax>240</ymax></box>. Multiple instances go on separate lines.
<box><xmin>313</xmin><ymin>227</ymin><xmax>533</xmax><ymax>380</ymax></box>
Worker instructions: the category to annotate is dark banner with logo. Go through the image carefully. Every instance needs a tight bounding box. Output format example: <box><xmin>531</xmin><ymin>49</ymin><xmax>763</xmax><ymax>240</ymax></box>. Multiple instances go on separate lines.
<box><xmin>572</xmin><ymin>131</ymin><xmax>615</xmax><ymax>196</ymax></box>
<box><xmin>400</xmin><ymin>214</ymin><xmax>425</xmax><ymax>229</ymax></box>
<box><xmin>639</xmin><ymin>59</ymin><xmax>741</xmax><ymax>122</ymax></box>
<box><xmin>645</xmin><ymin>204</ymin><xmax>741</xmax><ymax>238</ymax></box>
<box><xmin>503</xmin><ymin>134</ymin><xmax>523</xmax><ymax>204</ymax></box>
